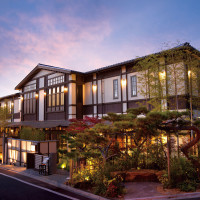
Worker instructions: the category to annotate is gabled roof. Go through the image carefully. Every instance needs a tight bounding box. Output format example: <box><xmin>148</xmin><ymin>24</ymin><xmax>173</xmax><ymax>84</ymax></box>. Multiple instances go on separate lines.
<box><xmin>85</xmin><ymin>42</ymin><xmax>199</xmax><ymax>74</ymax></box>
<box><xmin>0</xmin><ymin>93</ymin><xmax>20</xmax><ymax>100</ymax></box>
<box><xmin>15</xmin><ymin>63</ymin><xmax>72</xmax><ymax>90</ymax></box>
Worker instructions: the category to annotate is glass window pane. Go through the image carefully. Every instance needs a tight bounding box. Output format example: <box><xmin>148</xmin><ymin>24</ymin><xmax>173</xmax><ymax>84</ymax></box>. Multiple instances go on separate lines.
<box><xmin>113</xmin><ymin>79</ymin><xmax>118</xmax><ymax>99</ymax></box>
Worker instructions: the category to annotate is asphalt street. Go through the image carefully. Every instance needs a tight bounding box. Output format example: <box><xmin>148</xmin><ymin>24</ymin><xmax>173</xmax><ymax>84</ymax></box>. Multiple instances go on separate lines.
<box><xmin>0</xmin><ymin>169</ymin><xmax>93</xmax><ymax>200</ymax></box>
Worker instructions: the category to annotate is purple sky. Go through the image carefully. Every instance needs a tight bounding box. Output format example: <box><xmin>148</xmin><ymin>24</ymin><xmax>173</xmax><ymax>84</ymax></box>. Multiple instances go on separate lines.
<box><xmin>0</xmin><ymin>0</ymin><xmax>200</xmax><ymax>97</ymax></box>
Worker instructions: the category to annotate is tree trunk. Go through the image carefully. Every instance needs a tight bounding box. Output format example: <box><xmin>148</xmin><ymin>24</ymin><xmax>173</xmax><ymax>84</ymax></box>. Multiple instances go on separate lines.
<box><xmin>167</xmin><ymin>132</ymin><xmax>171</xmax><ymax>183</ymax></box>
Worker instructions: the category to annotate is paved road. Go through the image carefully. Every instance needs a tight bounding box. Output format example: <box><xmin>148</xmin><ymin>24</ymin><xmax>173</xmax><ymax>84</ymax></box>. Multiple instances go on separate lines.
<box><xmin>0</xmin><ymin>169</ymin><xmax>93</xmax><ymax>200</ymax></box>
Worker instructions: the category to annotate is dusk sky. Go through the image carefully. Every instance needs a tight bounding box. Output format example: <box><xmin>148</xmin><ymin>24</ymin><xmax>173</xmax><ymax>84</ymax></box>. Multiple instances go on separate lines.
<box><xmin>0</xmin><ymin>0</ymin><xmax>200</xmax><ymax>97</ymax></box>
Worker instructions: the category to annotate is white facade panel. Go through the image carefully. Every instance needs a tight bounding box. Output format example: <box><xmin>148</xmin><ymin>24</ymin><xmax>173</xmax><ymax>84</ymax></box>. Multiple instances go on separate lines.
<box><xmin>127</xmin><ymin>71</ymin><xmax>145</xmax><ymax>101</ymax></box>
<box><xmin>39</xmin><ymin>77</ymin><xmax>44</xmax><ymax>88</ymax></box>
<box><xmin>123</xmin><ymin>103</ymin><xmax>127</xmax><ymax>113</ymax></box>
<box><xmin>25</xmin><ymin>80</ymin><xmax>36</xmax><ymax>86</ymax></box>
<box><xmin>84</xmin><ymin>82</ymin><xmax>92</xmax><ymax>105</ymax></box>
<box><xmin>93</xmin><ymin>80</ymin><xmax>97</xmax><ymax>104</ymax></box>
<box><xmin>98</xmin><ymin>80</ymin><xmax>102</xmax><ymax>104</ymax></box>
<box><xmin>48</xmin><ymin>72</ymin><xmax>64</xmax><ymax>79</ymax></box>
<box><xmin>104</xmin><ymin>76</ymin><xmax>121</xmax><ymax>103</ymax></box>
<box><xmin>14</xmin><ymin>99</ymin><xmax>20</xmax><ymax>113</ymax></box>
<box><xmin>122</xmin><ymin>74</ymin><xmax>127</xmax><ymax>101</ymax></box>
<box><xmin>34</xmin><ymin>70</ymin><xmax>52</xmax><ymax>78</ymax></box>
<box><xmin>14</xmin><ymin>119</ymin><xmax>20</xmax><ymax>122</ymax></box>
<box><xmin>94</xmin><ymin>105</ymin><xmax>97</xmax><ymax>114</ymax></box>
<box><xmin>39</xmin><ymin>90</ymin><xmax>44</xmax><ymax>121</ymax></box>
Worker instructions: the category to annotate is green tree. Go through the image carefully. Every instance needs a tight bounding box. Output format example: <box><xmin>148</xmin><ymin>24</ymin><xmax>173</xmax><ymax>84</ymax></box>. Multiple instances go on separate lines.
<box><xmin>20</xmin><ymin>127</ymin><xmax>45</xmax><ymax>141</ymax></box>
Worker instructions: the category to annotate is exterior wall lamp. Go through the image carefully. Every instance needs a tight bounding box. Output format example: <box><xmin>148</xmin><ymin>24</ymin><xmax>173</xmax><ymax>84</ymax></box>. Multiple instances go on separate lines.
<box><xmin>35</xmin><ymin>93</ymin><xmax>39</xmax><ymax>98</ymax></box>
<box><xmin>121</xmin><ymin>79</ymin><xmax>127</xmax><ymax>87</ymax></box>
<box><xmin>64</xmin><ymin>87</ymin><xmax>68</xmax><ymax>92</ymax></box>
<box><xmin>159</xmin><ymin>71</ymin><xmax>166</xmax><ymax>80</ymax></box>
<box><xmin>92</xmin><ymin>85</ymin><xmax>97</xmax><ymax>92</ymax></box>
<box><xmin>44</xmin><ymin>92</ymin><xmax>47</xmax><ymax>96</ymax></box>
<box><xmin>188</xmin><ymin>70</ymin><xmax>191</xmax><ymax>77</ymax></box>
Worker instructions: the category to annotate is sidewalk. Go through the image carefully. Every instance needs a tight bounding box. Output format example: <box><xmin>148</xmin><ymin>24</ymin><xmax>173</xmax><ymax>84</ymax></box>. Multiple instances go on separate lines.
<box><xmin>0</xmin><ymin>164</ymin><xmax>108</xmax><ymax>200</ymax></box>
<box><xmin>1</xmin><ymin>164</ymin><xmax>200</xmax><ymax>200</ymax></box>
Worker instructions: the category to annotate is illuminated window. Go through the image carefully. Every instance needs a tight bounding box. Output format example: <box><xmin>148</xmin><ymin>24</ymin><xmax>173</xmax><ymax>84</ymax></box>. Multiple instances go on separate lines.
<box><xmin>47</xmin><ymin>85</ymin><xmax>65</xmax><ymax>112</ymax></box>
<box><xmin>24</xmin><ymin>92</ymin><xmax>36</xmax><ymax>114</ymax></box>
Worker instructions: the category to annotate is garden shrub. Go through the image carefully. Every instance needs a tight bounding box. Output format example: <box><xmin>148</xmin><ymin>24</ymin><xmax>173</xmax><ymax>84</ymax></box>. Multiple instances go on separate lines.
<box><xmin>160</xmin><ymin>157</ymin><xmax>199</xmax><ymax>192</ymax></box>
<box><xmin>20</xmin><ymin>127</ymin><xmax>45</xmax><ymax>141</ymax></box>
<box><xmin>106</xmin><ymin>174</ymin><xmax>124</xmax><ymax>197</ymax></box>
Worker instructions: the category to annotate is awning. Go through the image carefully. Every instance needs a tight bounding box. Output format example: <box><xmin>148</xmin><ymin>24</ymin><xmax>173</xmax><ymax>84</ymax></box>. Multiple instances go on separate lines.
<box><xmin>7</xmin><ymin>120</ymin><xmax>70</xmax><ymax>129</ymax></box>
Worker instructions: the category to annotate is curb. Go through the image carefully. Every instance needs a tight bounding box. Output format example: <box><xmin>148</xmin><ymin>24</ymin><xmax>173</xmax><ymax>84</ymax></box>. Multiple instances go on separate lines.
<box><xmin>0</xmin><ymin>166</ymin><xmax>109</xmax><ymax>200</ymax></box>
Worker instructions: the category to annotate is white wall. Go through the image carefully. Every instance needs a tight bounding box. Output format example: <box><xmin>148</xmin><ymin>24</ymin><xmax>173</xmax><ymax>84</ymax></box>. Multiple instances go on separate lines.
<box><xmin>48</xmin><ymin>72</ymin><xmax>64</xmax><ymax>79</ymax></box>
<box><xmin>84</xmin><ymin>82</ymin><xmax>92</xmax><ymax>105</ymax></box>
<box><xmin>127</xmin><ymin>71</ymin><xmax>146</xmax><ymax>101</ymax></box>
<box><xmin>34</xmin><ymin>69</ymin><xmax>52</xmax><ymax>78</ymax></box>
<box><xmin>14</xmin><ymin>99</ymin><xmax>20</xmax><ymax>113</ymax></box>
<box><xmin>25</xmin><ymin>80</ymin><xmax>36</xmax><ymax>86</ymax></box>
<box><xmin>39</xmin><ymin>90</ymin><xmax>44</xmax><ymax>121</ymax></box>
<box><xmin>104</xmin><ymin>76</ymin><xmax>121</xmax><ymax>103</ymax></box>
<box><xmin>68</xmin><ymin>74</ymin><xmax>76</xmax><ymax>119</ymax></box>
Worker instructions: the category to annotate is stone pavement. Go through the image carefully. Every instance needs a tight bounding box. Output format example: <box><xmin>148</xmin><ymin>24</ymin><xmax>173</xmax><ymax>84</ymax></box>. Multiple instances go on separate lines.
<box><xmin>1</xmin><ymin>164</ymin><xmax>200</xmax><ymax>200</ymax></box>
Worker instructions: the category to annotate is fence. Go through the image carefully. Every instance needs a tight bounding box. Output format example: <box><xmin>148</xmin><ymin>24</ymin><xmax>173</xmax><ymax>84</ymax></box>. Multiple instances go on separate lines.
<box><xmin>3</xmin><ymin>138</ymin><xmax>58</xmax><ymax>167</ymax></box>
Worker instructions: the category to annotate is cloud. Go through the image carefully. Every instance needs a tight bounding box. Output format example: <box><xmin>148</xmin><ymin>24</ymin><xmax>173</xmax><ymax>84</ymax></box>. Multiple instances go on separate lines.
<box><xmin>0</xmin><ymin>10</ymin><xmax>113</xmax><ymax>96</ymax></box>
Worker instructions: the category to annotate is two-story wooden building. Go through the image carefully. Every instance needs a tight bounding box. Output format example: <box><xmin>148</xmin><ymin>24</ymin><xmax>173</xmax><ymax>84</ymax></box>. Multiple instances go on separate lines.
<box><xmin>0</xmin><ymin>42</ymin><xmax>199</xmax><ymax>139</ymax></box>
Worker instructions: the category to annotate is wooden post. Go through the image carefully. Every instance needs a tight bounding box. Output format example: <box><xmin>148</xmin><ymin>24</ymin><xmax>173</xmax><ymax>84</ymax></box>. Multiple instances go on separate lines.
<box><xmin>167</xmin><ymin>132</ymin><xmax>171</xmax><ymax>183</ymax></box>
<box><xmin>69</xmin><ymin>159</ymin><xmax>73</xmax><ymax>185</ymax></box>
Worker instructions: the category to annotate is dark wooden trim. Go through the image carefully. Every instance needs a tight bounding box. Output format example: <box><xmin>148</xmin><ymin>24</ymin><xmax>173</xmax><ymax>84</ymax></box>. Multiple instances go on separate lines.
<box><xmin>92</xmin><ymin>79</ymin><xmax>94</xmax><ymax>117</ymax></box>
<box><xmin>96</xmin><ymin>75</ymin><xmax>98</xmax><ymax>117</ymax></box>
<box><xmin>13</xmin><ymin>113</ymin><xmax>20</xmax><ymax>119</ymax></box>
<box><xmin>126</xmin><ymin>72</ymin><xmax>128</xmax><ymax>104</ymax></box>
<box><xmin>120</xmin><ymin>73</ymin><xmax>123</xmax><ymax>113</ymax></box>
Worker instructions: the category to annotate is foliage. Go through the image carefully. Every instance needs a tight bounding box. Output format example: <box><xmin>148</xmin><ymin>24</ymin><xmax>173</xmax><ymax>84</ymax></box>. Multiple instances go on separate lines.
<box><xmin>0</xmin><ymin>102</ymin><xmax>12</xmax><ymax>130</ymax></box>
<box><xmin>57</xmin><ymin>156</ymin><xmax>70</xmax><ymax>171</ymax></box>
<box><xmin>160</xmin><ymin>157</ymin><xmax>199</xmax><ymax>191</ymax></box>
<box><xmin>106</xmin><ymin>174</ymin><xmax>124</xmax><ymax>197</ymax></box>
<box><xmin>20</xmin><ymin>127</ymin><xmax>45</xmax><ymax>141</ymax></box>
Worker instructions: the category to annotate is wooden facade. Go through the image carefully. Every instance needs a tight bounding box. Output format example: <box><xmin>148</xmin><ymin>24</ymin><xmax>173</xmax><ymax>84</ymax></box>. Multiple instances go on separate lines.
<box><xmin>0</xmin><ymin>43</ymin><xmax>199</xmax><ymax>131</ymax></box>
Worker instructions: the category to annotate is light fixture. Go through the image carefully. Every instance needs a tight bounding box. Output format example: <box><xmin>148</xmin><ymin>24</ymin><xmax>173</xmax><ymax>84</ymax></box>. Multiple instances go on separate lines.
<box><xmin>159</xmin><ymin>71</ymin><xmax>166</xmax><ymax>79</ymax></box>
<box><xmin>20</xmin><ymin>97</ymin><xmax>23</xmax><ymax>101</ymax></box>
<box><xmin>121</xmin><ymin>79</ymin><xmax>127</xmax><ymax>87</ymax></box>
<box><xmin>44</xmin><ymin>92</ymin><xmax>47</xmax><ymax>96</ymax></box>
<box><xmin>92</xmin><ymin>84</ymin><xmax>97</xmax><ymax>92</ymax></box>
<box><xmin>11</xmin><ymin>102</ymin><xmax>14</xmax><ymax>106</ymax></box>
<box><xmin>35</xmin><ymin>93</ymin><xmax>39</xmax><ymax>98</ymax></box>
<box><xmin>64</xmin><ymin>87</ymin><xmax>68</xmax><ymax>92</ymax></box>
<box><xmin>188</xmin><ymin>70</ymin><xmax>191</xmax><ymax>77</ymax></box>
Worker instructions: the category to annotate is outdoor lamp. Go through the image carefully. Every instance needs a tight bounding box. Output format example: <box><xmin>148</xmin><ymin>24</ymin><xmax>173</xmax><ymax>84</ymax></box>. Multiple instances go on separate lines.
<box><xmin>92</xmin><ymin>84</ymin><xmax>97</xmax><ymax>92</ymax></box>
<box><xmin>64</xmin><ymin>87</ymin><xmax>68</xmax><ymax>92</ymax></box>
<box><xmin>121</xmin><ymin>79</ymin><xmax>127</xmax><ymax>87</ymax></box>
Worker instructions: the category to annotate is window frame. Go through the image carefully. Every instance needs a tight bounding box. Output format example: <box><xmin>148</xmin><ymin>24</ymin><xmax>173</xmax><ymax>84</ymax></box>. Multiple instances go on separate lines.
<box><xmin>23</xmin><ymin>92</ymin><xmax>36</xmax><ymax>114</ymax></box>
<box><xmin>131</xmin><ymin>75</ymin><xmax>137</xmax><ymax>97</ymax></box>
<box><xmin>47</xmin><ymin>85</ymin><xmax>65</xmax><ymax>112</ymax></box>
<box><xmin>113</xmin><ymin>79</ymin><xmax>119</xmax><ymax>99</ymax></box>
